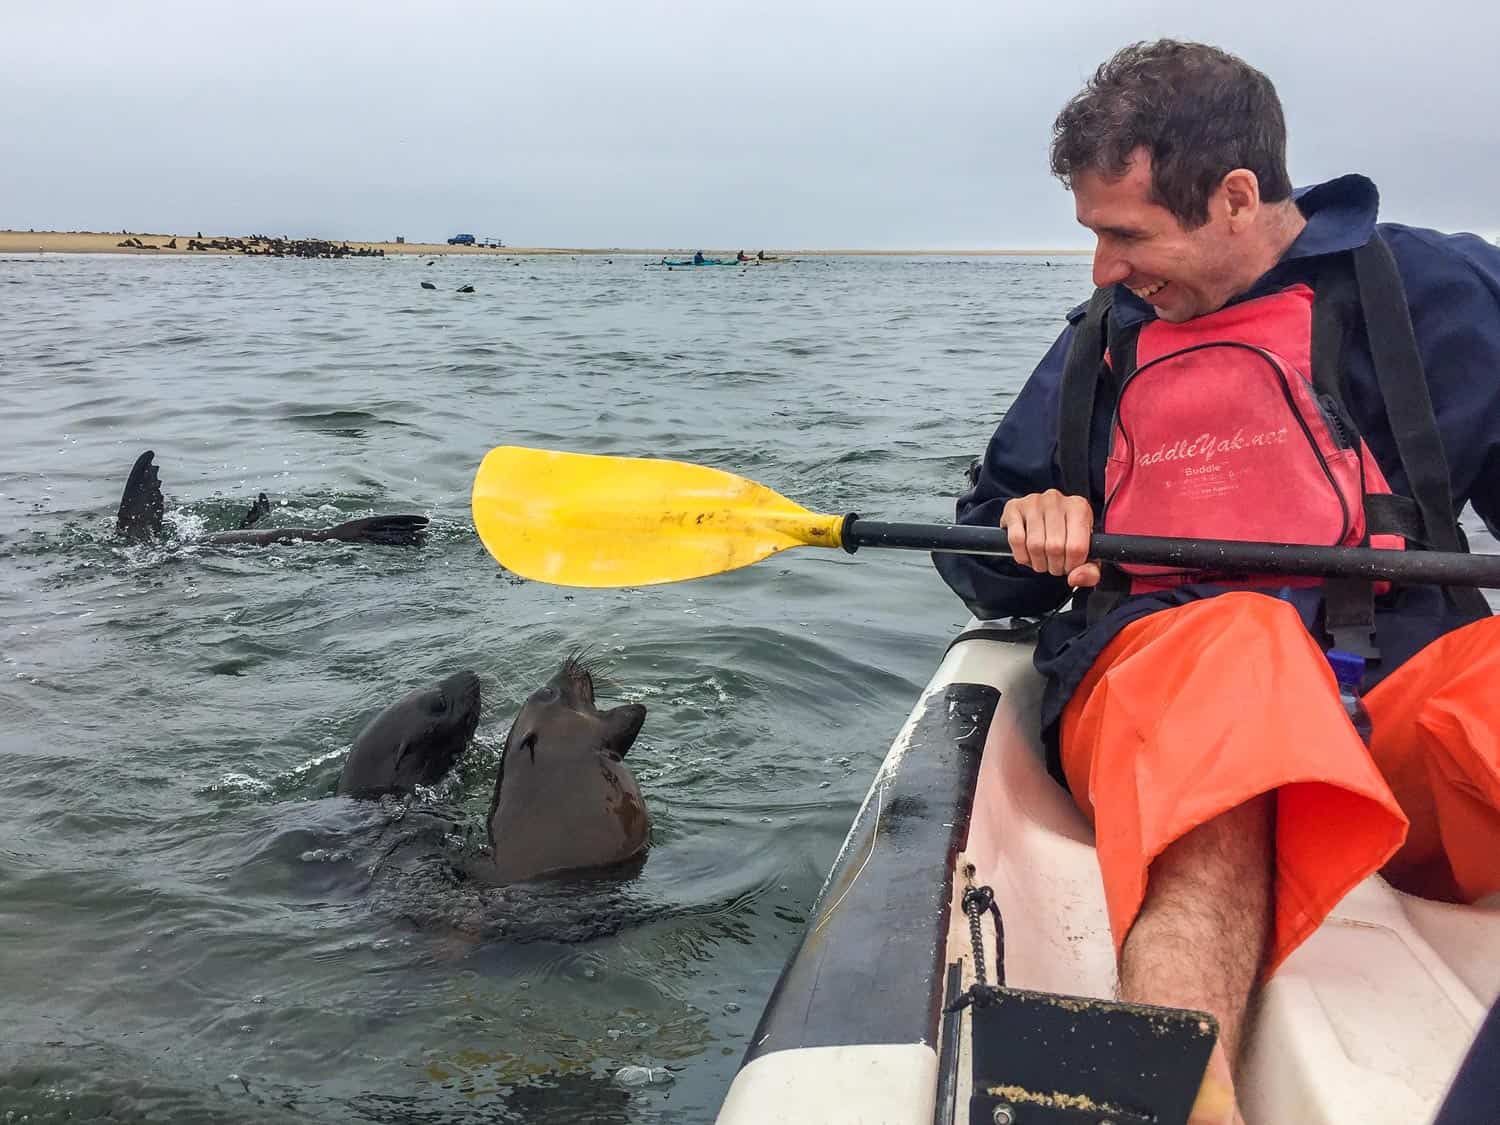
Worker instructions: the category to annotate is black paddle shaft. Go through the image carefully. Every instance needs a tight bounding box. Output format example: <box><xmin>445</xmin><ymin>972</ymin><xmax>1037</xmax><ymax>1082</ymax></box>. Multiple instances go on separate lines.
<box><xmin>840</xmin><ymin>516</ymin><xmax>1500</xmax><ymax>589</ymax></box>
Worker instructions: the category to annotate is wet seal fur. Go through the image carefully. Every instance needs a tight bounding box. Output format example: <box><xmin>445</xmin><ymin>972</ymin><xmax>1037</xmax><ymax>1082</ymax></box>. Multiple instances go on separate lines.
<box><xmin>337</xmin><ymin>671</ymin><xmax>482</xmax><ymax>798</ymax></box>
<box><xmin>115</xmin><ymin>450</ymin><xmax>428</xmax><ymax>547</ymax></box>
<box><xmin>474</xmin><ymin>657</ymin><xmax>649</xmax><ymax>882</ymax></box>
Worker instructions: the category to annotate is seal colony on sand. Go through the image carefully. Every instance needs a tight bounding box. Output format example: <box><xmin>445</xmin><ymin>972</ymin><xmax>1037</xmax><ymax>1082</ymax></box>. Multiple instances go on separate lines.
<box><xmin>337</xmin><ymin>659</ymin><xmax>651</xmax><ymax>884</ymax></box>
<box><xmin>115</xmin><ymin>450</ymin><xmax>428</xmax><ymax>547</ymax></box>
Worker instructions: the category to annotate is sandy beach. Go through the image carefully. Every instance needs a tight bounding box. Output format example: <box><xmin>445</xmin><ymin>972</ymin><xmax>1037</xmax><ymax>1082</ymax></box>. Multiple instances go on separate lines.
<box><xmin>0</xmin><ymin>230</ymin><xmax>1088</xmax><ymax>257</ymax></box>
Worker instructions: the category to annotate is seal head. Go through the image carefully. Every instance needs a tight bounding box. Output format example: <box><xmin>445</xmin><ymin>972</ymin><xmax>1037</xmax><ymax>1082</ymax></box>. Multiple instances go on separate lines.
<box><xmin>481</xmin><ymin>658</ymin><xmax>648</xmax><ymax>882</ymax></box>
<box><xmin>337</xmin><ymin>671</ymin><xmax>482</xmax><ymax>798</ymax></box>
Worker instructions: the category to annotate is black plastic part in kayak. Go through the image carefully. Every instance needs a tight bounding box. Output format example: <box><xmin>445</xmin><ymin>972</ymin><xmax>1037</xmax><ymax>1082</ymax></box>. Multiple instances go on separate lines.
<box><xmin>967</xmin><ymin>988</ymin><xmax>1218</xmax><ymax>1125</ymax></box>
<box><xmin>740</xmin><ymin>682</ymin><xmax>998</xmax><ymax>1063</ymax></box>
<box><xmin>935</xmin><ymin>962</ymin><xmax>964</xmax><ymax>1125</ymax></box>
<box><xmin>1432</xmin><ymin>997</ymin><xmax>1500</xmax><ymax>1125</ymax></box>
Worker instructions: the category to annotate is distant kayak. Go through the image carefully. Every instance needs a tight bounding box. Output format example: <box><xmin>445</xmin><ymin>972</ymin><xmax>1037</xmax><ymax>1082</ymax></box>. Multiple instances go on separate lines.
<box><xmin>656</xmin><ymin>257</ymin><xmax>791</xmax><ymax>268</ymax></box>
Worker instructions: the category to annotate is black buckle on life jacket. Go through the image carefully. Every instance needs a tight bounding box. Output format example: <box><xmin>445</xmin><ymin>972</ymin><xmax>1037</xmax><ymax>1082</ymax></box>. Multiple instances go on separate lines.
<box><xmin>1323</xmin><ymin>577</ymin><xmax>1380</xmax><ymax>660</ymax></box>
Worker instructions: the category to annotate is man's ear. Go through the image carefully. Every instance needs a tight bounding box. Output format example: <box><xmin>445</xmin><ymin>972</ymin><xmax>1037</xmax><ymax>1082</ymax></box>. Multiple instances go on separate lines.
<box><xmin>1220</xmin><ymin>168</ymin><xmax>1262</xmax><ymax>232</ymax></box>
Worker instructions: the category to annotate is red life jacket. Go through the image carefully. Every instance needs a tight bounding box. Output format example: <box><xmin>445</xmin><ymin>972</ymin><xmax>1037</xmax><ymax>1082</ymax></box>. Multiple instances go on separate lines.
<box><xmin>1101</xmin><ymin>284</ymin><xmax>1403</xmax><ymax>592</ymax></box>
<box><xmin>1055</xmin><ymin>235</ymin><xmax>1489</xmax><ymax>655</ymax></box>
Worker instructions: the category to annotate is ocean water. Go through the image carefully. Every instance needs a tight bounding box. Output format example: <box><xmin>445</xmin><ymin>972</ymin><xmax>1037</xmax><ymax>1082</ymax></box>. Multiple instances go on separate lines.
<box><xmin>10</xmin><ymin>251</ymin><xmax>1491</xmax><ymax>1124</ymax></box>
<box><xmin>0</xmin><ymin>251</ymin><xmax>1088</xmax><ymax>1123</ymax></box>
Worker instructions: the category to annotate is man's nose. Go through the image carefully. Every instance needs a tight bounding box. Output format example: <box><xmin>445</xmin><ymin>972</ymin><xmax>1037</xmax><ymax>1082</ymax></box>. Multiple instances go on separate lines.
<box><xmin>1092</xmin><ymin>242</ymin><xmax>1130</xmax><ymax>288</ymax></box>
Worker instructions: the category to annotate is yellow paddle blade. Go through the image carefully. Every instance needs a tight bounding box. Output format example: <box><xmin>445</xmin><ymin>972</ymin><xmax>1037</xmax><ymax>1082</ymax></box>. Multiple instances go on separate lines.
<box><xmin>471</xmin><ymin>446</ymin><xmax>846</xmax><ymax>587</ymax></box>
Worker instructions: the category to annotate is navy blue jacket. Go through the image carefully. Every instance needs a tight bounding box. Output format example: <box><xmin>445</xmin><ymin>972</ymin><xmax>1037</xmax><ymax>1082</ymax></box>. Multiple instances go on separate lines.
<box><xmin>934</xmin><ymin>175</ymin><xmax>1500</xmax><ymax>747</ymax></box>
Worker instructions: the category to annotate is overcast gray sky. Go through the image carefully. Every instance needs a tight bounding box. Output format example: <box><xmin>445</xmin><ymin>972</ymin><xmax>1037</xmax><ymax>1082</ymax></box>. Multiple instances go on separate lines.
<box><xmin>3</xmin><ymin>0</ymin><xmax>1498</xmax><ymax>249</ymax></box>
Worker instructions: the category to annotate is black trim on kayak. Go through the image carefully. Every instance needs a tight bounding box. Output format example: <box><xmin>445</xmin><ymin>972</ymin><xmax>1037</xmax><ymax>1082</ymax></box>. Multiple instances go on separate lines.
<box><xmin>740</xmin><ymin>682</ymin><xmax>999</xmax><ymax>1065</ymax></box>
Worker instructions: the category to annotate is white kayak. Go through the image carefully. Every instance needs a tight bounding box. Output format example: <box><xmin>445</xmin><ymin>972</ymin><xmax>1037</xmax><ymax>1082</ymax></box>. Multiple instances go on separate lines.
<box><xmin>716</xmin><ymin>619</ymin><xmax>1500</xmax><ymax>1125</ymax></box>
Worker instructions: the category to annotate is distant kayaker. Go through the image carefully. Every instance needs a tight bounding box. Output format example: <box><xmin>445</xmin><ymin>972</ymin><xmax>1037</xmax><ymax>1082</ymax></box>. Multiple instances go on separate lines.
<box><xmin>935</xmin><ymin>39</ymin><xmax>1500</xmax><ymax>1125</ymax></box>
<box><xmin>693</xmin><ymin>250</ymin><xmax>704</xmax><ymax>265</ymax></box>
<box><xmin>756</xmin><ymin>250</ymin><xmax>767</xmax><ymax>260</ymax></box>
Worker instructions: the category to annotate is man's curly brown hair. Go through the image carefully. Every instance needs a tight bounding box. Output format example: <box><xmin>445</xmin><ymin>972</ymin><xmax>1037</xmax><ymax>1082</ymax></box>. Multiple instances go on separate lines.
<box><xmin>1050</xmin><ymin>40</ymin><xmax>1294</xmax><ymax>229</ymax></box>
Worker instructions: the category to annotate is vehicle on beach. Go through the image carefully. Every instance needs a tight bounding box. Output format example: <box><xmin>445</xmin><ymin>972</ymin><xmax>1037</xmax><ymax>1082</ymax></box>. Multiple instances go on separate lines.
<box><xmin>447</xmin><ymin>233</ymin><xmax>476</xmax><ymax>245</ymax></box>
<box><xmin>714</xmin><ymin>619</ymin><xmax>1498</xmax><ymax>1125</ymax></box>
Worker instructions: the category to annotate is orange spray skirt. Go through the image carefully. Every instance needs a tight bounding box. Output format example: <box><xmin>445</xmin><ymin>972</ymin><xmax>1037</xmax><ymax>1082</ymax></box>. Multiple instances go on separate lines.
<box><xmin>1060</xmin><ymin>592</ymin><xmax>1500</xmax><ymax>974</ymax></box>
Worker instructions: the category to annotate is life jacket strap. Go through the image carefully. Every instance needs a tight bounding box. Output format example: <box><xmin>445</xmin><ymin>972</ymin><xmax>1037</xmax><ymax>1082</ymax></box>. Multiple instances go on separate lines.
<box><xmin>1350</xmin><ymin>237</ymin><xmax>1458</xmax><ymax>548</ymax></box>
<box><xmin>1058</xmin><ymin>287</ymin><xmax>1114</xmax><ymax>500</ymax></box>
<box><xmin>1350</xmin><ymin>237</ymin><xmax>1490</xmax><ymax>618</ymax></box>
<box><xmin>1083</xmin><ymin>564</ymin><xmax>1131</xmax><ymax>624</ymax></box>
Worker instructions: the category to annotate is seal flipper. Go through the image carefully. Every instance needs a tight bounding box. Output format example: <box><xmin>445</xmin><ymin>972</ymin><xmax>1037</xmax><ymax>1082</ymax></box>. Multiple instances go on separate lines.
<box><xmin>116</xmin><ymin>450</ymin><xmax>166</xmax><ymax>543</ymax></box>
<box><xmin>321</xmin><ymin>514</ymin><xmax>429</xmax><ymax>547</ymax></box>
<box><xmin>237</xmin><ymin>493</ymin><xmax>272</xmax><ymax>529</ymax></box>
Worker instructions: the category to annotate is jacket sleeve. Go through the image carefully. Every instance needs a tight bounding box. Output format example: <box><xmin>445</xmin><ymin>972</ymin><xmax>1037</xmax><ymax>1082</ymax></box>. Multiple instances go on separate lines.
<box><xmin>932</xmin><ymin>325</ymin><xmax>1077</xmax><ymax>619</ymax></box>
<box><xmin>1384</xmin><ymin>225</ymin><xmax>1500</xmax><ymax>541</ymax></box>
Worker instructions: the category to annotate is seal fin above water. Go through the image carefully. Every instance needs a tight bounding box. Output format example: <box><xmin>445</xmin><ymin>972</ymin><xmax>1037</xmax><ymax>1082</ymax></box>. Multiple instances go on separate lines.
<box><xmin>204</xmin><ymin>514</ymin><xmax>429</xmax><ymax>547</ymax></box>
<box><xmin>320</xmin><ymin>514</ymin><xmax>429</xmax><ymax>547</ymax></box>
<box><xmin>237</xmin><ymin>492</ymin><xmax>272</xmax><ymax>529</ymax></box>
<box><xmin>116</xmin><ymin>449</ymin><xmax>165</xmax><ymax>543</ymax></box>
<box><xmin>112</xmin><ymin>451</ymin><xmax>428</xmax><ymax>548</ymax></box>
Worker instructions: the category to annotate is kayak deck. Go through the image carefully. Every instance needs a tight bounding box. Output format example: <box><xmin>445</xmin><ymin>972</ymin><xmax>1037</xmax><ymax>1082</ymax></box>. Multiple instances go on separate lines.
<box><xmin>716</xmin><ymin>621</ymin><xmax>1500</xmax><ymax>1124</ymax></box>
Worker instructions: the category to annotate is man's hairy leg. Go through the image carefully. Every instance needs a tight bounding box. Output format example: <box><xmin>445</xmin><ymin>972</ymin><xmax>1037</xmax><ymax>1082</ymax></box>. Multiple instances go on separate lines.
<box><xmin>1119</xmin><ymin>794</ymin><xmax>1275</xmax><ymax>1125</ymax></box>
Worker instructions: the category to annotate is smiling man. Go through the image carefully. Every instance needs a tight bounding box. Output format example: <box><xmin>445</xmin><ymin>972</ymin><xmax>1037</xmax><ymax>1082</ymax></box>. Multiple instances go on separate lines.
<box><xmin>935</xmin><ymin>40</ymin><xmax>1500</xmax><ymax>1125</ymax></box>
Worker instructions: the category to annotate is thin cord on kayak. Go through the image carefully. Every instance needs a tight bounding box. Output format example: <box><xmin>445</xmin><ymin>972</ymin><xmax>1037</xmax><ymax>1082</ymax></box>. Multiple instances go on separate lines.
<box><xmin>944</xmin><ymin>865</ymin><xmax>1006</xmax><ymax>1012</ymax></box>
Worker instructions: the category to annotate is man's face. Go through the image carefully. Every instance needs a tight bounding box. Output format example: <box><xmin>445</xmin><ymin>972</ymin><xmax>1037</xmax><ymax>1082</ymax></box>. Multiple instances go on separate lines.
<box><xmin>1073</xmin><ymin>150</ymin><xmax>1243</xmax><ymax>323</ymax></box>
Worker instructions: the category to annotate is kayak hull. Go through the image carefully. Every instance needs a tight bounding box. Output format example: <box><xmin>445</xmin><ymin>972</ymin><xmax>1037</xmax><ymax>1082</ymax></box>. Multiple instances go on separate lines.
<box><xmin>716</xmin><ymin>618</ymin><xmax>1500</xmax><ymax>1124</ymax></box>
